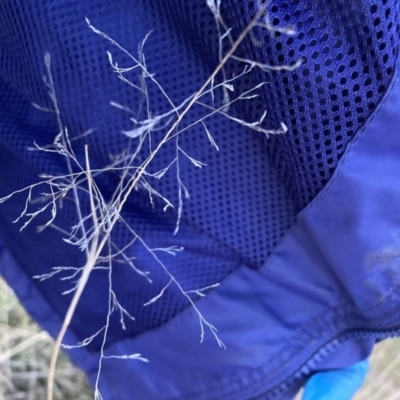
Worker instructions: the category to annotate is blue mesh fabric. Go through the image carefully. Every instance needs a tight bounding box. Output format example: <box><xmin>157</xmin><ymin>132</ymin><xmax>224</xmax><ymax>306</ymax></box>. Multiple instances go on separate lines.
<box><xmin>226</xmin><ymin>0</ymin><xmax>400</xmax><ymax>207</ymax></box>
<box><xmin>0</xmin><ymin>0</ymin><xmax>398</xmax><ymax>351</ymax></box>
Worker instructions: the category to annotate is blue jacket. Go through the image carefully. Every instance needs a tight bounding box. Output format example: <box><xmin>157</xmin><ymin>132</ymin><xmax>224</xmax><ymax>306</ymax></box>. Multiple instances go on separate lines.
<box><xmin>1</xmin><ymin>1</ymin><xmax>400</xmax><ymax>398</ymax></box>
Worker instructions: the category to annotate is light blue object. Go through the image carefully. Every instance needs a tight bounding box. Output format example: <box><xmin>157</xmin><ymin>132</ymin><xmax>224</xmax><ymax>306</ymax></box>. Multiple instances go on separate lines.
<box><xmin>302</xmin><ymin>360</ymin><xmax>370</xmax><ymax>400</ymax></box>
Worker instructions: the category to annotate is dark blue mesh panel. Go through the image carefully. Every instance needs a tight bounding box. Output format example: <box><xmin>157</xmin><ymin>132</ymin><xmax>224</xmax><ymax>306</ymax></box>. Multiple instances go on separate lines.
<box><xmin>0</xmin><ymin>0</ymin><xmax>398</xmax><ymax>350</ymax></box>
<box><xmin>227</xmin><ymin>0</ymin><xmax>400</xmax><ymax>207</ymax></box>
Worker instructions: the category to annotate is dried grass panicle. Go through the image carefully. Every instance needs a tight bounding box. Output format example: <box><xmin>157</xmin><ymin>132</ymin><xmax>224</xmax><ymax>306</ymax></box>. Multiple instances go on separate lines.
<box><xmin>0</xmin><ymin>2</ymin><xmax>301</xmax><ymax>399</ymax></box>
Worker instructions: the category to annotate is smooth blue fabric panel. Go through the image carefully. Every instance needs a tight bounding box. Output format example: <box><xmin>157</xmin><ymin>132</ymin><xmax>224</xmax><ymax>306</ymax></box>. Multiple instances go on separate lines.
<box><xmin>301</xmin><ymin>74</ymin><xmax>400</xmax><ymax>315</ymax></box>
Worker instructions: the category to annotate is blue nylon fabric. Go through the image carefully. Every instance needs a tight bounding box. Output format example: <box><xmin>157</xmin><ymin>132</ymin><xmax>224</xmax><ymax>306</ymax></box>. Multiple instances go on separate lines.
<box><xmin>1</xmin><ymin>1</ymin><xmax>400</xmax><ymax>399</ymax></box>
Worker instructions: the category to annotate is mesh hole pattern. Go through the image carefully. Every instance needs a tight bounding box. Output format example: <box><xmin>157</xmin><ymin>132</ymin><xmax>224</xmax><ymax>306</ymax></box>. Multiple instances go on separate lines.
<box><xmin>0</xmin><ymin>0</ymin><xmax>297</xmax><ymax>348</ymax></box>
<box><xmin>226</xmin><ymin>0</ymin><xmax>400</xmax><ymax>208</ymax></box>
<box><xmin>0</xmin><ymin>0</ymin><xmax>399</xmax><ymax>349</ymax></box>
